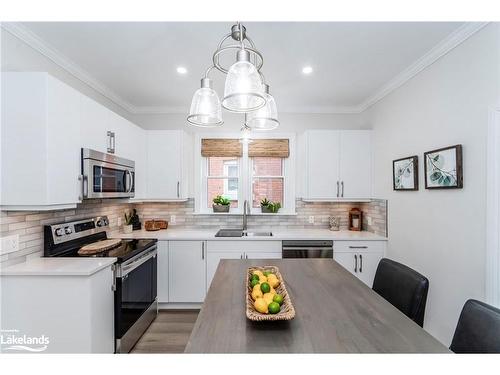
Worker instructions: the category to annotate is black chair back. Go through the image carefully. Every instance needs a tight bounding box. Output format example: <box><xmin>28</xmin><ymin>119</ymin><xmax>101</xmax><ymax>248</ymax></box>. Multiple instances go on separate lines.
<box><xmin>450</xmin><ymin>299</ymin><xmax>500</xmax><ymax>353</ymax></box>
<box><xmin>372</xmin><ymin>258</ymin><xmax>429</xmax><ymax>327</ymax></box>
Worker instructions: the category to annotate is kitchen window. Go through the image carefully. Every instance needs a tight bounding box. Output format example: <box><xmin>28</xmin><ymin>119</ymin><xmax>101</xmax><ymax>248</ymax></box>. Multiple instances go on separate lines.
<box><xmin>196</xmin><ymin>135</ymin><xmax>295</xmax><ymax>214</ymax></box>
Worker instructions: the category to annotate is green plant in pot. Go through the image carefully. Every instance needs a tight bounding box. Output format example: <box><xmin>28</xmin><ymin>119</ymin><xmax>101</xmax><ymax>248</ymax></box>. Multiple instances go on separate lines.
<box><xmin>260</xmin><ymin>198</ymin><xmax>281</xmax><ymax>213</ymax></box>
<box><xmin>123</xmin><ymin>210</ymin><xmax>134</xmax><ymax>233</ymax></box>
<box><xmin>212</xmin><ymin>195</ymin><xmax>231</xmax><ymax>213</ymax></box>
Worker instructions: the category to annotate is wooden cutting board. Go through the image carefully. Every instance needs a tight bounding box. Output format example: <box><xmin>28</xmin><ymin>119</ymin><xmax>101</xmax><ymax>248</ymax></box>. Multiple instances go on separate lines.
<box><xmin>78</xmin><ymin>239</ymin><xmax>122</xmax><ymax>255</ymax></box>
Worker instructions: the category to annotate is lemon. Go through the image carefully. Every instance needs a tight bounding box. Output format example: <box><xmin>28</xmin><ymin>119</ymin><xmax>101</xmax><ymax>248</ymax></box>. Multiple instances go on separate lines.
<box><xmin>267</xmin><ymin>273</ymin><xmax>276</xmax><ymax>278</ymax></box>
<box><xmin>267</xmin><ymin>275</ymin><xmax>280</xmax><ymax>288</ymax></box>
<box><xmin>268</xmin><ymin>302</ymin><xmax>280</xmax><ymax>314</ymax></box>
<box><xmin>251</xmin><ymin>288</ymin><xmax>263</xmax><ymax>301</ymax></box>
<box><xmin>252</xmin><ymin>270</ymin><xmax>263</xmax><ymax>277</ymax></box>
<box><xmin>263</xmin><ymin>292</ymin><xmax>274</xmax><ymax>305</ymax></box>
<box><xmin>269</xmin><ymin>286</ymin><xmax>276</xmax><ymax>295</ymax></box>
<box><xmin>273</xmin><ymin>294</ymin><xmax>284</xmax><ymax>306</ymax></box>
<box><xmin>253</xmin><ymin>284</ymin><xmax>262</xmax><ymax>293</ymax></box>
<box><xmin>260</xmin><ymin>282</ymin><xmax>270</xmax><ymax>294</ymax></box>
<box><xmin>254</xmin><ymin>298</ymin><xmax>268</xmax><ymax>314</ymax></box>
<box><xmin>258</xmin><ymin>275</ymin><xmax>268</xmax><ymax>283</ymax></box>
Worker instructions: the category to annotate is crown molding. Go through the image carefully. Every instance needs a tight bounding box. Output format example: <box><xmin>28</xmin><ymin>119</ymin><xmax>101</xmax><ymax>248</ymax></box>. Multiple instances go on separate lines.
<box><xmin>2</xmin><ymin>22</ymin><xmax>490</xmax><ymax>116</ymax></box>
<box><xmin>1</xmin><ymin>22</ymin><xmax>138</xmax><ymax>113</ymax></box>
<box><xmin>358</xmin><ymin>22</ymin><xmax>489</xmax><ymax>112</ymax></box>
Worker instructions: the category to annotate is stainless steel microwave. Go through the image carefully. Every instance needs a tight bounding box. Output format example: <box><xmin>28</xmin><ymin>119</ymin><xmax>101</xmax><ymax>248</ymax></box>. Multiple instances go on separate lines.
<box><xmin>81</xmin><ymin>148</ymin><xmax>135</xmax><ymax>199</ymax></box>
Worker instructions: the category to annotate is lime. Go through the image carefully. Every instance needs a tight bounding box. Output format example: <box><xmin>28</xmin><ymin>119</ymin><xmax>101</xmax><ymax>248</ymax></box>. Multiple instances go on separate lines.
<box><xmin>250</xmin><ymin>279</ymin><xmax>260</xmax><ymax>288</ymax></box>
<box><xmin>251</xmin><ymin>274</ymin><xmax>259</xmax><ymax>281</ymax></box>
<box><xmin>260</xmin><ymin>282</ymin><xmax>271</xmax><ymax>294</ymax></box>
<box><xmin>273</xmin><ymin>294</ymin><xmax>284</xmax><ymax>306</ymax></box>
<box><xmin>268</xmin><ymin>302</ymin><xmax>280</xmax><ymax>314</ymax></box>
<box><xmin>263</xmin><ymin>271</ymin><xmax>271</xmax><ymax>277</ymax></box>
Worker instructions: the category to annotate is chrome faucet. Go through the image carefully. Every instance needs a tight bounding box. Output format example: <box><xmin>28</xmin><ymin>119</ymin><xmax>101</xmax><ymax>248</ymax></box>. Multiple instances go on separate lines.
<box><xmin>243</xmin><ymin>200</ymin><xmax>249</xmax><ymax>231</ymax></box>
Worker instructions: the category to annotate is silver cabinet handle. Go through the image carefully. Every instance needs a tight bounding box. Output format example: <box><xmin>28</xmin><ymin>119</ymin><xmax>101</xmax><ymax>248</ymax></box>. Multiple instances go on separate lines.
<box><xmin>341</xmin><ymin>181</ymin><xmax>344</xmax><ymax>197</ymax></box>
<box><xmin>354</xmin><ymin>254</ymin><xmax>358</xmax><ymax>273</ymax></box>
<box><xmin>177</xmin><ymin>181</ymin><xmax>180</xmax><ymax>198</ymax></box>
<box><xmin>78</xmin><ymin>175</ymin><xmax>88</xmax><ymax>200</ymax></box>
<box><xmin>359</xmin><ymin>254</ymin><xmax>363</xmax><ymax>273</ymax></box>
<box><xmin>107</xmin><ymin>131</ymin><xmax>115</xmax><ymax>154</ymax></box>
<box><xmin>336</xmin><ymin>181</ymin><xmax>340</xmax><ymax>197</ymax></box>
<box><xmin>240</xmin><ymin>254</ymin><xmax>243</xmax><ymax>259</ymax></box>
<box><xmin>245</xmin><ymin>254</ymin><xmax>248</xmax><ymax>259</ymax></box>
<box><xmin>201</xmin><ymin>242</ymin><xmax>205</xmax><ymax>260</ymax></box>
<box><xmin>349</xmin><ymin>246</ymin><xmax>368</xmax><ymax>249</ymax></box>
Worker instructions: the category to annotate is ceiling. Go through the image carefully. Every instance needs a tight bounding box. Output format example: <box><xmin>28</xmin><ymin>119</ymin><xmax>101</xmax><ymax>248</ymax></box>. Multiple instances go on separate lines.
<box><xmin>15</xmin><ymin>22</ymin><xmax>465</xmax><ymax>113</ymax></box>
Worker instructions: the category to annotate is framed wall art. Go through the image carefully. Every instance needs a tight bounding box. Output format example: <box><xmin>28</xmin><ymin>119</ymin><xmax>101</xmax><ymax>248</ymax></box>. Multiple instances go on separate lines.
<box><xmin>393</xmin><ymin>155</ymin><xmax>418</xmax><ymax>191</ymax></box>
<box><xmin>424</xmin><ymin>144</ymin><xmax>463</xmax><ymax>189</ymax></box>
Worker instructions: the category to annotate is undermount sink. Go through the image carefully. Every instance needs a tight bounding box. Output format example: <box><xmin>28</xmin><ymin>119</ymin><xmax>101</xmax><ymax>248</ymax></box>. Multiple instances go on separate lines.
<box><xmin>215</xmin><ymin>229</ymin><xmax>273</xmax><ymax>237</ymax></box>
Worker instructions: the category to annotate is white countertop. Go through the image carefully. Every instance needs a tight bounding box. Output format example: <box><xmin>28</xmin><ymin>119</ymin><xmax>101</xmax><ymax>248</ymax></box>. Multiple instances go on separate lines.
<box><xmin>0</xmin><ymin>257</ymin><xmax>116</xmax><ymax>276</ymax></box>
<box><xmin>110</xmin><ymin>228</ymin><xmax>387</xmax><ymax>241</ymax></box>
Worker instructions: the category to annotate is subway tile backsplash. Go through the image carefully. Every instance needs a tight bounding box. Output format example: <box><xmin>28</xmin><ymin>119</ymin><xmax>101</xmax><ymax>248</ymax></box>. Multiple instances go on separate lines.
<box><xmin>1</xmin><ymin>198</ymin><xmax>387</xmax><ymax>267</ymax></box>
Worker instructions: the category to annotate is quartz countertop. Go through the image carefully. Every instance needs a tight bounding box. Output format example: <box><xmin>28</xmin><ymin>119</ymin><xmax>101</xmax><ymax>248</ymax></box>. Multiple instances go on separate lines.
<box><xmin>0</xmin><ymin>257</ymin><xmax>117</xmax><ymax>276</ymax></box>
<box><xmin>109</xmin><ymin>228</ymin><xmax>387</xmax><ymax>241</ymax></box>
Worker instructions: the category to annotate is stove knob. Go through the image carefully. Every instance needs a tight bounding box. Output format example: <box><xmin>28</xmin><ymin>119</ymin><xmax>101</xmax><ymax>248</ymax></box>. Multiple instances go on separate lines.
<box><xmin>54</xmin><ymin>228</ymin><xmax>64</xmax><ymax>237</ymax></box>
<box><xmin>64</xmin><ymin>227</ymin><xmax>73</xmax><ymax>235</ymax></box>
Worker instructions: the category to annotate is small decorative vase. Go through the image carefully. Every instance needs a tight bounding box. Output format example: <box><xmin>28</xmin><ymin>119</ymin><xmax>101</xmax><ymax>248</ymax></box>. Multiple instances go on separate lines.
<box><xmin>329</xmin><ymin>216</ymin><xmax>340</xmax><ymax>231</ymax></box>
<box><xmin>213</xmin><ymin>204</ymin><xmax>230</xmax><ymax>213</ymax></box>
<box><xmin>123</xmin><ymin>224</ymin><xmax>133</xmax><ymax>234</ymax></box>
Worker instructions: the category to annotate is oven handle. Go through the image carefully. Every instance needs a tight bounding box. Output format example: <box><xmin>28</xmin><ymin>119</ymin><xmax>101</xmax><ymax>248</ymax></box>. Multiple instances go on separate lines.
<box><xmin>118</xmin><ymin>248</ymin><xmax>157</xmax><ymax>278</ymax></box>
<box><xmin>282</xmin><ymin>247</ymin><xmax>333</xmax><ymax>252</ymax></box>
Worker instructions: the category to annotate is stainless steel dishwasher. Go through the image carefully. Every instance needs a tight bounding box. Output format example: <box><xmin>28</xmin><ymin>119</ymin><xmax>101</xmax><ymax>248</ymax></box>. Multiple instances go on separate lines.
<box><xmin>282</xmin><ymin>240</ymin><xmax>333</xmax><ymax>258</ymax></box>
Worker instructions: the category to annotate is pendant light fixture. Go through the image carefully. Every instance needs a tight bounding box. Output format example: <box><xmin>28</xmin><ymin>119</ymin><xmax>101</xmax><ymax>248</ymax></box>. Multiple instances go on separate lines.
<box><xmin>245</xmin><ymin>83</ymin><xmax>279</xmax><ymax>131</ymax></box>
<box><xmin>187</xmin><ymin>22</ymin><xmax>278</xmax><ymax>130</ymax></box>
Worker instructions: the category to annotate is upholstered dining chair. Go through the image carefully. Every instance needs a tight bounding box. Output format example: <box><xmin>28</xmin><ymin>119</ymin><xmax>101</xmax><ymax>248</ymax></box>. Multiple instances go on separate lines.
<box><xmin>372</xmin><ymin>258</ymin><xmax>429</xmax><ymax>327</ymax></box>
<box><xmin>450</xmin><ymin>299</ymin><xmax>500</xmax><ymax>353</ymax></box>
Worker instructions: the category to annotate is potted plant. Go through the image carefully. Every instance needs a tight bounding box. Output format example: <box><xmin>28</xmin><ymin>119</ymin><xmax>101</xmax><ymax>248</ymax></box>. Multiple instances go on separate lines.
<box><xmin>123</xmin><ymin>210</ymin><xmax>133</xmax><ymax>233</ymax></box>
<box><xmin>260</xmin><ymin>198</ymin><xmax>281</xmax><ymax>213</ymax></box>
<box><xmin>212</xmin><ymin>195</ymin><xmax>231</xmax><ymax>213</ymax></box>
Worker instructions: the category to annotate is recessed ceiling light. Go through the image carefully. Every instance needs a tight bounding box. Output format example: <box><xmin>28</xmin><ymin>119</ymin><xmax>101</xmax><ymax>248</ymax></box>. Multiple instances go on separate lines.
<box><xmin>302</xmin><ymin>66</ymin><xmax>313</xmax><ymax>75</ymax></box>
<box><xmin>176</xmin><ymin>66</ymin><xmax>188</xmax><ymax>75</ymax></box>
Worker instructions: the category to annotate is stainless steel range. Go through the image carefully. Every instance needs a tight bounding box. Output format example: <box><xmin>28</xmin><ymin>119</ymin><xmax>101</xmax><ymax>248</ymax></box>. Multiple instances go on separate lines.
<box><xmin>44</xmin><ymin>216</ymin><xmax>157</xmax><ymax>353</ymax></box>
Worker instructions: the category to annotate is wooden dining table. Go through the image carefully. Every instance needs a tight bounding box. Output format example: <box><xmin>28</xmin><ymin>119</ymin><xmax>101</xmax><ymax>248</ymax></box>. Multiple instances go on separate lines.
<box><xmin>185</xmin><ymin>259</ymin><xmax>450</xmax><ymax>353</ymax></box>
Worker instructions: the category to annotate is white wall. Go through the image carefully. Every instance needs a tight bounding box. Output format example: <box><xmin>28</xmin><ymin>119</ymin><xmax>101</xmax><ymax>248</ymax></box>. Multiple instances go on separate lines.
<box><xmin>367</xmin><ymin>23</ymin><xmax>499</xmax><ymax>345</ymax></box>
<box><xmin>1</xmin><ymin>28</ymin><xmax>137</xmax><ymax>125</ymax></box>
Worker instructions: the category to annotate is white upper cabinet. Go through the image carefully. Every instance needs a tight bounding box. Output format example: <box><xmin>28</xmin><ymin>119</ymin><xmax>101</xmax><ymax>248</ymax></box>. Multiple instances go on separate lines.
<box><xmin>80</xmin><ymin>94</ymin><xmax>110</xmax><ymax>153</ymax></box>
<box><xmin>339</xmin><ymin>131</ymin><xmax>372</xmax><ymax>199</ymax></box>
<box><xmin>305</xmin><ymin>130</ymin><xmax>341</xmax><ymax>200</ymax></box>
<box><xmin>304</xmin><ymin>130</ymin><xmax>372</xmax><ymax>201</ymax></box>
<box><xmin>145</xmin><ymin>130</ymin><xmax>190</xmax><ymax>200</ymax></box>
<box><xmin>1</xmin><ymin>72</ymin><xmax>81</xmax><ymax>209</ymax></box>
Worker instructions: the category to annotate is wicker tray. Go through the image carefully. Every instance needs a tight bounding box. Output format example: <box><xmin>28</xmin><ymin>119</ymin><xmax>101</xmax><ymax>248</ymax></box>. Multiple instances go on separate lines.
<box><xmin>145</xmin><ymin>220</ymin><xmax>168</xmax><ymax>231</ymax></box>
<box><xmin>246</xmin><ymin>265</ymin><xmax>296</xmax><ymax>321</ymax></box>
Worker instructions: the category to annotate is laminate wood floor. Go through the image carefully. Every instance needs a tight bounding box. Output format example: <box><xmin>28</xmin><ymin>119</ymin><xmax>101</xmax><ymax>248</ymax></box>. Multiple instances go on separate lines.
<box><xmin>131</xmin><ymin>310</ymin><xmax>199</xmax><ymax>353</ymax></box>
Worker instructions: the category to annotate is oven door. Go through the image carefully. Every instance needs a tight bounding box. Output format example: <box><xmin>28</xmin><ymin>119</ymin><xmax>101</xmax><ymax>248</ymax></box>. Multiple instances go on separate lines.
<box><xmin>115</xmin><ymin>247</ymin><xmax>157</xmax><ymax>342</ymax></box>
<box><xmin>83</xmin><ymin>158</ymin><xmax>135</xmax><ymax>199</ymax></box>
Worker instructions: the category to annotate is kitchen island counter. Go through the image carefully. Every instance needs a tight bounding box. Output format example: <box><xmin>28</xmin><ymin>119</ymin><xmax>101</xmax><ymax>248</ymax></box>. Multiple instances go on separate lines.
<box><xmin>184</xmin><ymin>259</ymin><xmax>449</xmax><ymax>353</ymax></box>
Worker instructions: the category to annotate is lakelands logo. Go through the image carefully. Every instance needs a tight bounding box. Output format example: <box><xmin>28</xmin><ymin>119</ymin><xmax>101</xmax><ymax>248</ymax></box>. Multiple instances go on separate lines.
<box><xmin>0</xmin><ymin>329</ymin><xmax>50</xmax><ymax>352</ymax></box>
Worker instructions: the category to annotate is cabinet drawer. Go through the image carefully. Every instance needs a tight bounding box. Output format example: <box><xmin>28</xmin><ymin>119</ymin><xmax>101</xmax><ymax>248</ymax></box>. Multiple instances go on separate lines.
<box><xmin>333</xmin><ymin>241</ymin><xmax>385</xmax><ymax>253</ymax></box>
<box><xmin>206</xmin><ymin>240</ymin><xmax>281</xmax><ymax>253</ymax></box>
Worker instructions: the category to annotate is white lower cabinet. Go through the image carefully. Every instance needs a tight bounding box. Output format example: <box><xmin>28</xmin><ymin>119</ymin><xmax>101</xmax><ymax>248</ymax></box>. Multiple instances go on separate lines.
<box><xmin>333</xmin><ymin>241</ymin><xmax>385</xmax><ymax>287</ymax></box>
<box><xmin>206</xmin><ymin>241</ymin><xmax>282</xmax><ymax>292</ymax></box>
<box><xmin>157</xmin><ymin>241</ymin><xmax>169</xmax><ymax>303</ymax></box>
<box><xmin>168</xmin><ymin>241</ymin><xmax>206</xmax><ymax>303</ymax></box>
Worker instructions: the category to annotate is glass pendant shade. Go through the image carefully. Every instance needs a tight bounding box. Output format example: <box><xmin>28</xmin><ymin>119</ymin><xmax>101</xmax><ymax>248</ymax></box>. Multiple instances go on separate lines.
<box><xmin>187</xmin><ymin>78</ymin><xmax>223</xmax><ymax>127</ymax></box>
<box><xmin>222</xmin><ymin>50</ymin><xmax>266</xmax><ymax>113</ymax></box>
<box><xmin>246</xmin><ymin>84</ymin><xmax>279</xmax><ymax>131</ymax></box>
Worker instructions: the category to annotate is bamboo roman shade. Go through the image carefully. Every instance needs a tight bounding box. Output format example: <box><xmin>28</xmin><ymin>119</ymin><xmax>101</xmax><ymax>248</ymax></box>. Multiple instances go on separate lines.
<box><xmin>201</xmin><ymin>139</ymin><xmax>242</xmax><ymax>157</ymax></box>
<box><xmin>248</xmin><ymin>139</ymin><xmax>289</xmax><ymax>158</ymax></box>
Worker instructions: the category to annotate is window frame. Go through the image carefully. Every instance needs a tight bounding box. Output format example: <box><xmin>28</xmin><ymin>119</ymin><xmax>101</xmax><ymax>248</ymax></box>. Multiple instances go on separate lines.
<box><xmin>195</xmin><ymin>133</ymin><xmax>296</xmax><ymax>215</ymax></box>
<box><xmin>249</xmin><ymin>157</ymin><xmax>286</xmax><ymax>214</ymax></box>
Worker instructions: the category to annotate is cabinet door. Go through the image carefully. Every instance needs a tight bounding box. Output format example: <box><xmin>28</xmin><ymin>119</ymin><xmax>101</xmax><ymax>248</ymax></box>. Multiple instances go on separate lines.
<box><xmin>306</xmin><ymin>130</ymin><xmax>340</xmax><ymax>199</ymax></box>
<box><xmin>357</xmin><ymin>252</ymin><xmax>383</xmax><ymax>287</ymax></box>
<box><xmin>80</xmin><ymin>95</ymin><xmax>109</xmax><ymax>153</ymax></box>
<box><xmin>146</xmin><ymin>130</ymin><xmax>182</xmax><ymax>199</ymax></box>
<box><xmin>157</xmin><ymin>241</ymin><xmax>169</xmax><ymax>303</ymax></box>
<box><xmin>206</xmin><ymin>251</ymin><xmax>243</xmax><ymax>291</ymax></box>
<box><xmin>168</xmin><ymin>241</ymin><xmax>206</xmax><ymax>302</ymax></box>
<box><xmin>339</xmin><ymin>130</ymin><xmax>372</xmax><ymax>199</ymax></box>
<box><xmin>334</xmin><ymin>252</ymin><xmax>358</xmax><ymax>277</ymax></box>
<box><xmin>46</xmin><ymin>76</ymin><xmax>81</xmax><ymax>205</ymax></box>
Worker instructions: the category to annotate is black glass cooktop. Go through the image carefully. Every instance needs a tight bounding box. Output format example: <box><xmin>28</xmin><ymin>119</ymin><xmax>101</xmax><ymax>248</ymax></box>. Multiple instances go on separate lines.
<box><xmin>65</xmin><ymin>239</ymin><xmax>157</xmax><ymax>263</ymax></box>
